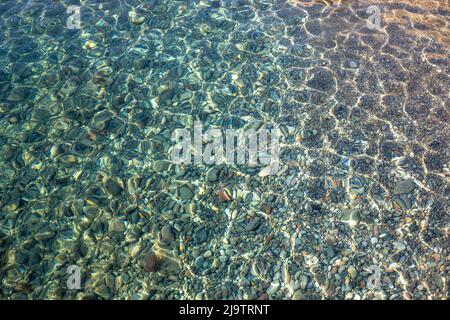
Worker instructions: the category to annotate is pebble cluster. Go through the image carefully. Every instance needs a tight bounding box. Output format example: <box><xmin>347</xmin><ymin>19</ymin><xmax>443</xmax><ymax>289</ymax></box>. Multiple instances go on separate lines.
<box><xmin>0</xmin><ymin>0</ymin><xmax>448</xmax><ymax>300</ymax></box>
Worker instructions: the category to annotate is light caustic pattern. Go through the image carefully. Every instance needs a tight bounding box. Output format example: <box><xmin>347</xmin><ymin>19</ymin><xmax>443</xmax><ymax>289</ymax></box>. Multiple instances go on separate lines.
<box><xmin>0</xmin><ymin>0</ymin><xmax>448</xmax><ymax>300</ymax></box>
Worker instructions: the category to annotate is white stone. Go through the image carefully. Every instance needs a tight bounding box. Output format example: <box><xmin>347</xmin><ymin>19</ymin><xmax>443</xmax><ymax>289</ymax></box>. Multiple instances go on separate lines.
<box><xmin>266</xmin><ymin>281</ymin><xmax>280</xmax><ymax>296</ymax></box>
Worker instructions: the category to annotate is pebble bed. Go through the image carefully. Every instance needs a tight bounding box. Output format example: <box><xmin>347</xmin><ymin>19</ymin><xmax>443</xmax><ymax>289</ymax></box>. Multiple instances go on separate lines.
<box><xmin>0</xmin><ymin>0</ymin><xmax>448</xmax><ymax>300</ymax></box>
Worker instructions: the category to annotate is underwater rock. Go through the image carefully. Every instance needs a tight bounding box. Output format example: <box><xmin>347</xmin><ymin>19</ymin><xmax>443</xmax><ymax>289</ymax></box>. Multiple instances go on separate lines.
<box><xmin>246</xmin><ymin>217</ymin><xmax>261</xmax><ymax>232</ymax></box>
<box><xmin>6</xmin><ymin>86</ymin><xmax>32</xmax><ymax>102</ymax></box>
<box><xmin>161</xmin><ymin>225</ymin><xmax>175</xmax><ymax>243</ymax></box>
<box><xmin>307</xmin><ymin>68</ymin><xmax>336</xmax><ymax>92</ymax></box>
<box><xmin>340</xmin><ymin>209</ymin><xmax>360</xmax><ymax>226</ymax></box>
<box><xmin>393</xmin><ymin>179</ymin><xmax>415</xmax><ymax>195</ymax></box>
<box><xmin>142</xmin><ymin>252</ymin><xmax>158</xmax><ymax>273</ymax></box>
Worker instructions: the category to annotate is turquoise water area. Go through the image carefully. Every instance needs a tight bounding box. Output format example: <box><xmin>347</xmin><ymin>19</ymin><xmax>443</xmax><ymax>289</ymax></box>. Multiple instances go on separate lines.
<box><xmin>0</xmin><ymin>0</ymin><xmax>448</xmax><ymax>300</ymax></box>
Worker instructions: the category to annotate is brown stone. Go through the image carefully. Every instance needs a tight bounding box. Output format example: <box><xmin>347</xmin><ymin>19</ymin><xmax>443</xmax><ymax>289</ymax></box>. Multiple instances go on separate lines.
<box><xmin>261</xmin><ymin>203</ymin><xmax>273</xmax><ymax>215</ymax></box>
<box><xmin>142</xmin><ymin>252</ymin><xmax>158</xmax><ymax>273</ymax></box>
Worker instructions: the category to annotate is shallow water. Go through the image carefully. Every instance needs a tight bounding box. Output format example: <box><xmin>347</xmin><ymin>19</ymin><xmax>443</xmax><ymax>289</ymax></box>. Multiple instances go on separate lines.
<box><xmin>0</xmin><ymin>0</ymin><xmax>448</xmax><ymax>300</ymax></box>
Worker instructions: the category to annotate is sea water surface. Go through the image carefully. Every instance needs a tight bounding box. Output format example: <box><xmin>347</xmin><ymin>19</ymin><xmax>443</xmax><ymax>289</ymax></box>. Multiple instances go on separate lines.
<box><xmin>0</xmin><ymin>0</ymin><xmax>448</xmax><ymax>300</ymax></box>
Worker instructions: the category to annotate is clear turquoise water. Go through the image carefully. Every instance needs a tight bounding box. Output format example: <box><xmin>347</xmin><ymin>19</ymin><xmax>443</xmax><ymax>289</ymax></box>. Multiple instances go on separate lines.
<box><xmin>0</xmin><ymin>0</ymin><xmax>448</xmax><ymax>300</ymax></box>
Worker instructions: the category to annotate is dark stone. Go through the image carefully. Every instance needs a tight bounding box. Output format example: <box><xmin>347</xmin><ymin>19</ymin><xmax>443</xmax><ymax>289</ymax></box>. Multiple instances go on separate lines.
<box><xmin>194</xmin><ymin>228</ymin><xmax>208</xmax><ymax>243</ymax></box>
<box><xmin>307</xmin><ymin>68</ymin><xmax>336</xmax><ymax>92</ymax></box>
<box><xmin>161</xmin><ymin>225</ymin><xmax>175</xmax><ymax>243</ymax></box>
<box><xmin>246</xmin><ymin>217</ymin><xmax>261</xmax><ymax>232</ymax></box>
<box><xmin>104</xmin><ymin>178</ymin><xmax>123</xmax><ymax>196</ymax></box>
<box><xmin>142</xmin><ymin>252</ymin><xmax>158</xmax><ymax>273</ymax></box>
<box><xmin>393</xmin><ymin>179</ymin><xmax>415</xmax><ymax>195</ymax></box>
<box><xmin>134</xmin><ymin>58</ymin><xmax>151</xmax><ymax>70</ymax></box>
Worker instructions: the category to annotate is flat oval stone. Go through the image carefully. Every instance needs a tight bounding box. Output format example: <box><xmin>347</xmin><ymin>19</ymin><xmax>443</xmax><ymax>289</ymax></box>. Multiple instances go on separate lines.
<box><xmin>393</xmin><ymin>179</ymin><xmax>415</xmax><ymax>195</ymax></box>
<box><xmin>161</xmin><ymin>224</ymin><xmax>175</xmax><ymax>243</ymax></box>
